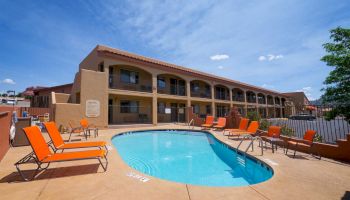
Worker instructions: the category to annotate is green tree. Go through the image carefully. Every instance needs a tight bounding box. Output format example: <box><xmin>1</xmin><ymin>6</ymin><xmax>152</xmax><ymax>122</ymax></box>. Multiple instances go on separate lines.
<box><xmin>321</xmin><ymin>27</ymin><xmax>350</xmax><ymax>122</ymax></box>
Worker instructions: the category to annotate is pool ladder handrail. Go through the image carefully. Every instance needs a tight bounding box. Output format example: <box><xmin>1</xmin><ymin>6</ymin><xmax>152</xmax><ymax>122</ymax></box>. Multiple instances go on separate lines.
<box><xmin>236</xmin><ymin>135</ymin><xmax>263</xmax><ymax>157</ymax></box>
<box><xmin>188</xmin><ymin>119</ymin><xmax>195</xmax><ymax>129</ymax></box>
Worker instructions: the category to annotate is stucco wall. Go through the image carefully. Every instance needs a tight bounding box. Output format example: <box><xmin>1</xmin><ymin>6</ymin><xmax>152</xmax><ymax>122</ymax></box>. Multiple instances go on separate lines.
<box><xmin>54</xmin><ymin>69</ymin><xmax>108</xmax><ymax>128</ymax></box>
<box><xmin>70</xmin><ymin>71</ymin><xmax>81</xmax><ymax>103</ymax></box>
<box><xmin>55</xmin><ymin>93</ymin><xmax>70</xmax><ymax>103</ymax></box>
<box><xmin>80</xmin><ymin>69</ymin><xmax>108</xmax><ymax>127</ymax></box>
<box><xmin>54</xmin><ymin>103</ymin><xmax>82</xmax><ymax>128</ymax></box>
<box><xmin>0</xmin><ymin>110</ymin><xmax>11</xmax><ymax>161</ymax></box>
<box><xmin>79</xmin><ymin>47</ymin><xmax>103</xmax><ymax>71</ymax></box>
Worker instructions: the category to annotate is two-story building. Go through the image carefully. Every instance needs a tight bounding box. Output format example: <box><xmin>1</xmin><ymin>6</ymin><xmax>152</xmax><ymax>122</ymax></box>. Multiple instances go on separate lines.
<box><xmin>52</xmin><ymin>45</ymin><xmax>292</xmax><ymax>127</ymax></box>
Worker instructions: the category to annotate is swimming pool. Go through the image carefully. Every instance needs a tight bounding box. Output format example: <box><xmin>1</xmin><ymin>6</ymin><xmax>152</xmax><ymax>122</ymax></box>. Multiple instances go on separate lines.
<box><xmin>112</xmin><ymin>130</ymin><xmax>273</xmax><ymax>187</ymax></box>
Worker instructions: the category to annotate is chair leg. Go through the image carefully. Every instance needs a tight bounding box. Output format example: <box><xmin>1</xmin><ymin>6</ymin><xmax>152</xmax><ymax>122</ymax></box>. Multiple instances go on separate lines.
<box><xmin>15</xmin><ymin>160</ymin><xmax>47</xmax><ymax>181</ymax></box>
<box><xmin>98</xmin><ymin>156</ymin><xmax>108</xmax><ymax>171</ymax></box>
<box><xmin>293</xmin><ymin>144</ymin><xmax>298</xmax><ymax>158</ymax></box>
<box><xmin>68</xmin><ymin>132</ymin><xmax>72</xmax><ymax>141</ymax></box>
<box><xmin>285</xmin><ymin>143</ymin><xmax>289</xmax><ymax>155</ymax></box>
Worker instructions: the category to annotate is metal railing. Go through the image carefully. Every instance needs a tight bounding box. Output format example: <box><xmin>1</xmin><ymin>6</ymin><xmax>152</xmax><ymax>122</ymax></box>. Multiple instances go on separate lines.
<box><xmin>190</xmin><ymin>92</ymin><xmax>211</xmax><ymax>98</ymax></box>
<box><xmin>109</xmin><ymin>75</ymin><xmax>152</xmax><ymax>93</ymax></box>
<box><xmin>157</xmin><ymin>85</ymin><xmax>186</xmax><ymax>96</ymax></box>
<box><xmin>232</xmin><ymin>95</ymin><xmax>245</xmax><ymax>102</ymax></box>
<box><xmin>108</xmin><ymin>105</ymin><xmax>152</xmax><ymax>124</ymax></box>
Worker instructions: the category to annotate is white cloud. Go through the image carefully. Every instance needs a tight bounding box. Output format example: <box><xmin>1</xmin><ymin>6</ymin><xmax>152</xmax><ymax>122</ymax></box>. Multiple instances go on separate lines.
<box><xmin>258</xmin><ymin>56</ymin><xmax>266</xmax><ymax>61</ymax></box>
<box><xmin>261</xmin><ymin>83</ymin><xmax>275</xmax><ymax>89</ymax></box>
<box><xmin>259</xmin><ymin>54</ymin><xmax>284</xmax><ymax>61</ymax></box>
<box><xmin>210</xmin><ymin>54</ymin><xmax>229</xmax><ymax>61</ymax></box>
<box><xmin>217</xmin><ymin>65</ymin><xmax>224</xmax><ymax>69</ymax></box>
<box><xmin>2</xmin><ymin>78</ymin><xmax>15</xmax><ymax>85</ymax></box>
<box><xmin>297</xmin><ymin>86</ymin><xmax>315</xmax><ymax>100</ymax></box>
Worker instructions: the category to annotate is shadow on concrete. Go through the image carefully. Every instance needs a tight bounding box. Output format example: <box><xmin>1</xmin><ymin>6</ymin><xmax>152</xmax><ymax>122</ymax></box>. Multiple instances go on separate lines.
<box><xmin>0</xmin><ymin>164</ymin><xmax>101</xmax><ymax>183</ymax></box>
<box><xmin>285</xmin><ymin>154</ymin><xmax>309</xmax><ymax>160</ymax></box>
<box><xmin>342</xmin><ymin>191</ymin><xmax>350</xmax><ymax>200</ymax></box>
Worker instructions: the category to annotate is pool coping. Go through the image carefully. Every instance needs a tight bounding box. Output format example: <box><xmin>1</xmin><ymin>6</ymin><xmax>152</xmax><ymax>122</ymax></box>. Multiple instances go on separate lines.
<box><xmin>110</xmin><ymin>128</ymin><xmax>275</xmax><ymax>188</ymax></box>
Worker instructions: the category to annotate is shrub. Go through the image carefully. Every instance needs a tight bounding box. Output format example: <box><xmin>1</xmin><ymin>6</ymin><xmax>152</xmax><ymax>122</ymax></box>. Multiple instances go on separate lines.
<box><xmin>259</xmin><ymin>119</ymin><xmax>271</xmax><ymax>131</ymax></box>
<box><xmin>247</xmin><ymin>111</ymin><xmax>261</xmax><ymax>122</ymax></box>
<box><xmin>281</xmin><ymin>125</ymin><xmax>295</xmax><ymax>137</ymax></box>
<box><xmin>314</xmin><ymin>134</ymin><xmax>323</xmax><ymax>143</ymax></box>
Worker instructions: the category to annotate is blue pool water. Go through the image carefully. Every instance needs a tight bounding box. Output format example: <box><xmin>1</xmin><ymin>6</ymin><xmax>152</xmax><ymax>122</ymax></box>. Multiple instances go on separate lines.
<box><xmin>112</xmin><ymin>130</ymin><xmax>273</xmax><ymax>187</ymax></box>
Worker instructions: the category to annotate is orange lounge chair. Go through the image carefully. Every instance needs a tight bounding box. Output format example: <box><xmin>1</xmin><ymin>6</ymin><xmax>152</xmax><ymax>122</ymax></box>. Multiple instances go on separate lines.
<box><xmin>15</xmin><ymin>126</ymin><xmax>107</xmax><ymax>181</ymax></box>
<box><xmin>261</xmin><ymin>126</ymin><xmax>282</xmax><ymax>153</ymax></box>
<box><xmin>201</xmin><ymin>116</ymin><xmax>214</xmax><ymax>129</ymax></box>
<box><xmin>43</xmin><ymin>122</ymin><xmax>108</xmax><ymax>155</ymax></box>
<box><xmin>228</xmin><ymin>121</ymin><xmax>259</xmax><ymax>138</ymax></box>
<box><xmin>68</xmin><ymin>121</ymin><xmax>84</xmax><ymax>141</ymax></box>
<box><xmin>80</xmin><ymin>118</ymin><xmax>98</xmax><ymax>139</ymax></box>
<box><xmin>213</xmin><ymin>117</ymin><xmax>227</xmax><ymax>130</ymax></box>
<box><xmin>285</xmin><ymin>130</ymin><xmax>321</xmax><ymax>159</ymax></box>
<box><xmin>223</xmin><ymin>118</ymin><xmax>249</xmax><ymax>135</ymax></box>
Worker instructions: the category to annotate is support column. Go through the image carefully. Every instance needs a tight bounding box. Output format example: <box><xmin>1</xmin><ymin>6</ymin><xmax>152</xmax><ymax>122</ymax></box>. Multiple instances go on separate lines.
<box><xmin>265</xmin><ymin>98</ymin><xmax>269</xmax><ymax>118</ymax></box>
<box><xmin>186</xmin><ymin>81</ymin><xmax>191</xmax><ymax>122</ymax></box>
<box><xmin>229</xmin><ymin>88</ymin><xmax>233</xmax><ymax>108</ymax></box>
<box><xmin>273</xmin><ymin>96</ymin><xmax>276</xmax><ymax>118</ymax></box>
<box><xmin>255</xmin><ymin>92</ymin><xmax>259</xmax><ymax>114</ymax></box>
<box><xmin>211</xmin><ymin>84</ymin><xmax>216</xmax><ymax>117</ymax></box>
<box><xmin>186</xmin><ymin>81</ymin><xmax>191</xmax><ymax>107</ymax></box>
<box><xmin>279</xmin><ymin>99</ymin><xmax>283</xmax><ymax>118</ymax></box>
<box><xmin>244</xmin><ymin>90</ymin><xmax>248</xmax><ymax>116</ymax></box>
<box><xmin>152</xmin><ymin>74</ymin><xmax>158</xmax><ymax>125</ymax></box>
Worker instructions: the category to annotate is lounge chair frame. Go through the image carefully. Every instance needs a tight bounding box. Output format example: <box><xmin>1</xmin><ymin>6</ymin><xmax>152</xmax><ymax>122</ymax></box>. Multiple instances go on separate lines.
<box><xmin>44</xmin><ymin>122</ymin><xmax>109</xmax><ymax>155</ymax></box>
<box><xmin>285</xmin><ymin>139</ymin><xmax>321</xmax><ymax>159</ymax></box>
<box><xmin>14</xmin><ymin>127</ymin><xmax>108</xmax><ymax>181</ymax></box>
<box><xmin>15</xmin><ymin>150</ymin><xmax>108</xmax><ymax>181</ymax></box>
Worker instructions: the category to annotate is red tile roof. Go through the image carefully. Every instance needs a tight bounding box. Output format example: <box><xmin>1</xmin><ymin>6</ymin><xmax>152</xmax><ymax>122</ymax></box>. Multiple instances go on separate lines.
<box><xmin>96</xmin><ymin>45</ymin><xmax>288</xmax><ymax>97</ymax></box>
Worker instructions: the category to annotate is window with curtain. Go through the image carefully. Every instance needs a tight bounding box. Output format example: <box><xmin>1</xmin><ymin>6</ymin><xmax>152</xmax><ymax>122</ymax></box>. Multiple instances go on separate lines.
<box><xmin>120</xmin><ymin>101</ymin><xmax>139</xmax><ymax>113</ymax></box>
<box><xmin>120</xmin><ymin>69</ymin><xmax>139</xmax><ymax>84</ymax></box>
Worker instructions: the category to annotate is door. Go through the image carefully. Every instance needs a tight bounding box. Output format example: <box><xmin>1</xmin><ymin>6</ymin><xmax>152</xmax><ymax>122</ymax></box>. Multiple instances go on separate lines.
<box><xmin>170</xmin><ymin>103</ymin><xmax>178</xmax><ymax>122</ymax></box>
<box><xmin>170</xmin><ymin>79</ymin><xmax>177</xmax><ymax>95</ymax></box>
<box><xmin>178</xmin><ymin>103</ymin><xmax>186</xmax><ymax>122</ymax></box>
<box><xmin>109</xmin><ymin>67</ymin><xmax>114</xmax><ymax>88</ymax></box>
<box><xmin>108</xmin><ymin>99</ymin><xmax>113</xmax><ymax>124</ymax></box>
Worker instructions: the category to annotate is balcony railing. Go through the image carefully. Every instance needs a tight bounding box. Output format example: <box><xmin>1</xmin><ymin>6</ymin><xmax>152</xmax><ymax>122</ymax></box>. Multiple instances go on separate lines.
<box><xmin>158</xmin><ymin>85</ymin><xmax>186</xmax><ymax>96</ymax></box>
<box><xmin>232</xmin><ymin>95</ymin><xmax>245</xmax><ymax>102</ymax></box>
<box><xmin>247</xmin><ymin>97</ymin><xmax>256</xmax><ymax>103</ymax></box>
<box><xmin>258</xmin><ymin>98</ymin><xmax>266</xmax><ymax>104</ymax></box>
<box><xmin>109</xmin><ymin>75</ymin><xmax>152</xmax><ymax>93</ymax></box>
<box><xmin>191</xmin><ymin>91</ymin><xmax>211</xmax><ymax>98</ymax></box>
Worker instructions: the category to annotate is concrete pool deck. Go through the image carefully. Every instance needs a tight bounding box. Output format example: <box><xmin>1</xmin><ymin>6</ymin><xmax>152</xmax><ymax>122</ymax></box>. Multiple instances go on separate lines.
<box><xmin>0</xmin><ymin>124</ymin><xmax>349</xmax><ymax>200</ymax></box>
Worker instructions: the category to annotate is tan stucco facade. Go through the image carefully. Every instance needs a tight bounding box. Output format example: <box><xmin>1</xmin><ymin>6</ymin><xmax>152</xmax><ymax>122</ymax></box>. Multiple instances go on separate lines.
<box><xmin>52</xmin><ymin>45</ymin><xmax>294</xmax><ymax>128</ymax></box>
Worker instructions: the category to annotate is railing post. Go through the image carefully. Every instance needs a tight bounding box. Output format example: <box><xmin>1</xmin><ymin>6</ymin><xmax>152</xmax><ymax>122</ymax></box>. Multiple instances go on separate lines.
<box><xmin>152</xmin><ymin>74</ymin><xmax>158</xmax><ymax>125</ymax></box>
<box><xmin>211</xmin><ymin>83</ymin><xmax>216</xmax><ymax>117</ymax></box>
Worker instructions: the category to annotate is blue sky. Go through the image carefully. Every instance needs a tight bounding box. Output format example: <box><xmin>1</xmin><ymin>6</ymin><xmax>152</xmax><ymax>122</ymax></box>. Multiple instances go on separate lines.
<box><xmin>0</xmin><ymin>0</ymin><xmax>349</xmax><ymax>100</ymax></box>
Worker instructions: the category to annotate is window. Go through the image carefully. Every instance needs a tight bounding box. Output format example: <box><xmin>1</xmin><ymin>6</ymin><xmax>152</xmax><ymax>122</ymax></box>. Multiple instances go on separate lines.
<box><xmin>120</xmin><ymin>101</ymin><xmax>139</xmax><ymax>113</ymax></box>
<box><xmin>170</xmin><ymin>78</ymin><xmax>178</xmax><ymax>95</ymax></box>
<box><xmin>157</xmin><ymin>77</ymin><xmax>166</xmax><ymax>88</ymax></box>
<box><xmin>191</xmin><ymin>82</ymin><xmax>200</xmax><ymax>93</ymax></box>
<box><xmin>206</xmin><ymin>105</ymin><xmax>211</xmax><ymax>114</ymax></box>
<box><xmin>98</xmin><ymin>62</ymin><xmax>104</xmax><ymax>72</ymax></box>
<box><xmin>215</xmin><ymin>87</ymin><xmax>228</xmax><ymax>100</ymax></box>
<box><xmin>158</xmin><ymin>102</ymin><xmax>165</xmax><ymax>114</ymax></box>
<box><xmin>191</xmin><ymin>104</ymin><xmax>200</xmax><ymax>114</ymax></box>
<box><xmin>120</xmin><ymin>69</ymin><xmax>139</xmax><ymax>84</ymax></box>
<box><xmin>216</xmin><ymin>105</ymin><xmax>228</xmax><ymax>117</ymax></box>
<box><xmin>178</xmin><ymin>80</ymin><xmax>186</xmax><ymax>96</ymax></box>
